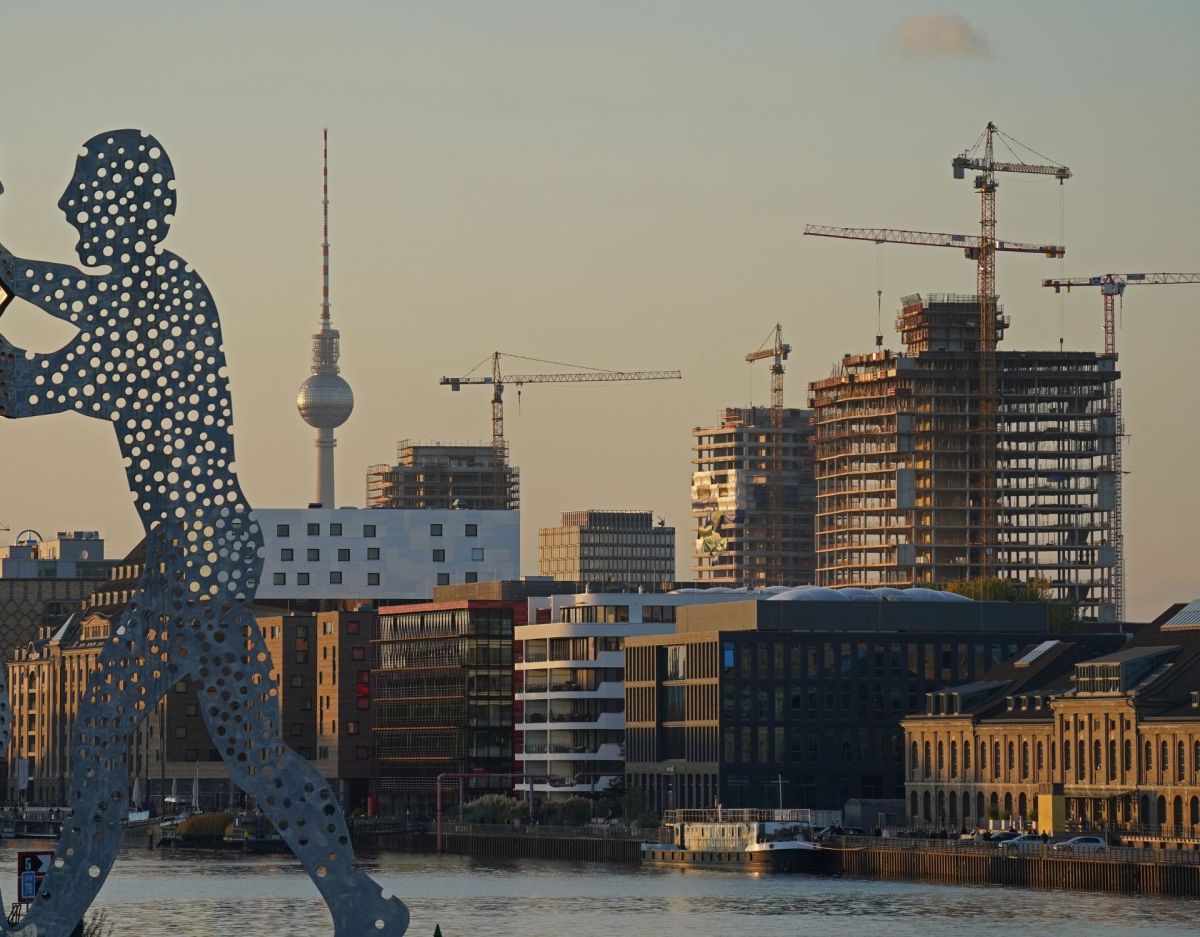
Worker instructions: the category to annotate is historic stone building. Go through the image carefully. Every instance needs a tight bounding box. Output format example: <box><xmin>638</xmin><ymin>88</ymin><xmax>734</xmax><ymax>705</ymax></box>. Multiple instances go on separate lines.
<box><xmin>7</xmin><ymin>540</ymin><xmax>379</xmax><ymax>812</ymax></box>
<box><xmin>903</xmin><ymin>600</ymin><xmax>1200</xmax><ymax>837</ymax></box>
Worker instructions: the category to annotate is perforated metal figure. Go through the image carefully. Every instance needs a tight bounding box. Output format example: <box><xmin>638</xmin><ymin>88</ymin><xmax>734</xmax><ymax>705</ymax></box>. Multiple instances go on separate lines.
<box><xmin>0</xmin><ymin>130</ymin><xmax>409</xmax><ymax>936</ymax></box>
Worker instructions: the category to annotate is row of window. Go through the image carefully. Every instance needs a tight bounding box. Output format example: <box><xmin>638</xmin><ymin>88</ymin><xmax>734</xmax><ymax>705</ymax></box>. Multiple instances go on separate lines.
<box><xmin>432</xmin><ymin>548</ymin><xmax>485</xmax><ymax>562</ymax></box>
<box><xmin>274</xmin><ymin>522</ymin><xmax>482</xmax><ymax>538</ymax></box>
<box><xmin>281</xmin><ymin>547</ymin><xmax>381</xmax><ymax>562</ymax></box>
<box><xmin>277</xmin><ymin>522</ymin><xmax>378</xmax><ymax>538</ymax></box>
<box><xmin>913</xmin><ymin>736</ymin><xmax>1200</xmax><ymax>784</ymax></box>
<box><xmin>273</xmin><ymin>571</ymin><xmax>380</xmax><ymax>587</ymax></box>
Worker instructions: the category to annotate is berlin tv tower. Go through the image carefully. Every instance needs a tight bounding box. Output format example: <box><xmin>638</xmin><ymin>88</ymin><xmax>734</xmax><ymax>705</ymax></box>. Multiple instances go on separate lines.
<box><xmin>296</xmin><ymin>129</ymin><xmax>354</xmax><ymax>508</ymax></box>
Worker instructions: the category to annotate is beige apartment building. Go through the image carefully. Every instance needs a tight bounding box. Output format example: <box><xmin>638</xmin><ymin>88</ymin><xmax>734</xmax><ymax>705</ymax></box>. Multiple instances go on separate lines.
<box><xmin>539</xmin><ymin>510</ymin><xmax>674</xmax><ymax>587</ymax></box>
<box><xmin>6</xmin><ymin>541</ymin><xmax>378</xmax><ymax>811</ymax></box>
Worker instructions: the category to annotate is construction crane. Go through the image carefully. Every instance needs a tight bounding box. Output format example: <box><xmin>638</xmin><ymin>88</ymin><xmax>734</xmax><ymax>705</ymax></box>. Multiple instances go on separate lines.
<box><xmin>952</xmin><ymin>122</ymin><xmax>1070</xmax><ymax>582</ymax></box>
<box><xmin>803</xmin><ymin>225</ymin><xmax>1064</xmax><ymax>259</ymax></box>
<box><xmin>1040</xmin><ymin>272</ymin><xmax>1200</xmax><ymax>622</ymax></box>
<box><xmin>745</xmin><ymin>324</ymin><xmax>790</xmax><ymax>587</ymax></box>
<box><xmin>805</xmin><ymin>122</ymin><xmax>1069</xmax><ymax>583</ymax></box>
<box><xmin>441</xmin><ymin>352</ymin><xmax>682</xmax><ymax>506</ymax></box>
<box><xmin>1042</xmin><ymin>273</ymin><xmax>1200</xmax><ymax>356</ymax></box>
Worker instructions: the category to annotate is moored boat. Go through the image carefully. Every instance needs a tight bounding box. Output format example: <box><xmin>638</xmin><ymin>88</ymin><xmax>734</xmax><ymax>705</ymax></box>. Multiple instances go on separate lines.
<box><xmin>642</xmin><ymin>808</ymin><xmax>829</xmax><ymax>873</ymax></box>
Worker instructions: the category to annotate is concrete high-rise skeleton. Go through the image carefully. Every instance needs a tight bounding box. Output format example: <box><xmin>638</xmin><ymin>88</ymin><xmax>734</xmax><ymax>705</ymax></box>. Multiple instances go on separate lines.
<box><xmin>297</xmin><ymin>129</ymin><xmax>354</xmax><ymax>508</ymax></box>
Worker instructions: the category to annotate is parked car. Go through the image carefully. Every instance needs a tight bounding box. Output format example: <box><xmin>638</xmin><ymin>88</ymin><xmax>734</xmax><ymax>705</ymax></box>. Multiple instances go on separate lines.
<box><xmin>987</xmin><ymin>830</ymin><xmax>1022</xmax><ymax>844</ymax></box>
<box><xmin>1001</xmin><ymin>834</ymin><xmax>1046</xmax><ymax>851</ymax></box>
<box><xmin>1052</xmin><ymin>835</ymin><xmax>1107</xmax><ymax>853</ymax></box>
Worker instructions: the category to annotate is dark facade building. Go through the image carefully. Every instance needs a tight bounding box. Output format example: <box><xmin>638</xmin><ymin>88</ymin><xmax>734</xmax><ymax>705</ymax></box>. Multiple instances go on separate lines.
<box><xmin>624</xmin><ymin>591</ymin><xmax>1127</xmax><ymax>812</ymax></box>
<box><xmin>372</xmin><ymin>599</ymin><xmax>522</xmax><ymax>815</ymax></box>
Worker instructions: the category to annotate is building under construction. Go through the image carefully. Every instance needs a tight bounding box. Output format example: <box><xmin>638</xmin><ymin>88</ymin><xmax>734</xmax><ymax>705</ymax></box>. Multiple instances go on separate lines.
<box><xmin>366</xmin><ymin>440</ymin><xmax>519</xmax><ymax>511</ymax></box>
<box><xmin>808</xmin><ymin>293</ymin><xmax>1119</xmax><ymax>621</ymax></box>
<box><xmin>691</xmin><ymin>407</ymin><xmax>816</xmax><ymax>587</ymax></box>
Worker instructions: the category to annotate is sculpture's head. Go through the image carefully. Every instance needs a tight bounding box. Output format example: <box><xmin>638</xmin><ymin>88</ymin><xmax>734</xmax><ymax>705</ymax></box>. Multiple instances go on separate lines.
<box><xmin>57</xmin><ymin>130</ymin><xmax>176</xmax><ymax>268</ymax></box>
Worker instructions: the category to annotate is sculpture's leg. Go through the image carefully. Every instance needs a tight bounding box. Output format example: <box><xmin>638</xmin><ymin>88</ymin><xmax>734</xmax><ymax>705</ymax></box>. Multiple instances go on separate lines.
<box><xmin>198</xmin><ymin>611</ymin><xmax>409</xmax><ymax>936</ymax></box>
<box><xmin>11</xmin><ymin>623</ymin><xmax>173</xmax><ymax>936</ymax></box>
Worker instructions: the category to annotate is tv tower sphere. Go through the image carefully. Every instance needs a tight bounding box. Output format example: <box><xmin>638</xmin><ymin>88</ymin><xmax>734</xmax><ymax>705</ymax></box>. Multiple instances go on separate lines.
<box><xmin>297</xmin><ymin>354</ymin><xmax>354</xmax><ymax>428</ymax></box>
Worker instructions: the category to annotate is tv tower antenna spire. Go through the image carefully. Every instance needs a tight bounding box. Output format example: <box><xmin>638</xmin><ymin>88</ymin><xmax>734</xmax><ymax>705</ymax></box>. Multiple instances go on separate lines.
<box><xmin>296</xmin><ymin>129</ymin><xmax>355</xmax><ymax>508</ymax></box>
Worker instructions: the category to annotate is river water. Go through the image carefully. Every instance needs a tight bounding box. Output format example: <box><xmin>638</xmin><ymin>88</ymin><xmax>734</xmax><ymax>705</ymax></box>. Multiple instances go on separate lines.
<box><xmin>1</xmin><ymin>842</ymin><xmax>1196</xmax><ymax>937</ymax></box>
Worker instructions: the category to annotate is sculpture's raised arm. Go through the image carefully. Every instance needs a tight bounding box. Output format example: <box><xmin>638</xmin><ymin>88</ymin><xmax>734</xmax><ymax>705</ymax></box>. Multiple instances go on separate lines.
<box><xmin>0</xmin><ymin>242</ymin><xmax>83</xmax><ymax>420</ymax></box>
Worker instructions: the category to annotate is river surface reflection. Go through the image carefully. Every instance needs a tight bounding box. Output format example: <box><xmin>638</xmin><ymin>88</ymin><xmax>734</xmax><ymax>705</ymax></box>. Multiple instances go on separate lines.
<box><xmin>1</xmin><ymin>842</ymin><xmax>1197</xmax><ymax>936</ymax></box>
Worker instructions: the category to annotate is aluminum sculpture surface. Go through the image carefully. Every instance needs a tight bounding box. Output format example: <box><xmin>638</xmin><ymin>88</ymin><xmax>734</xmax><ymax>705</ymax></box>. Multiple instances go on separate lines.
<box><xmin>0</xmin><ymin>130</ymin><xmax>409</xmax><ymax>936</ymax></box>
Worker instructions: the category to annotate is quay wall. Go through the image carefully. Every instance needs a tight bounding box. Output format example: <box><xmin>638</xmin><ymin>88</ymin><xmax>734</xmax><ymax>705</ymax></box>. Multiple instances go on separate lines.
<box><xmin>829</xmin><ymin>841</ymin><xmax>1200</xmax><ymax>898</ymax></box>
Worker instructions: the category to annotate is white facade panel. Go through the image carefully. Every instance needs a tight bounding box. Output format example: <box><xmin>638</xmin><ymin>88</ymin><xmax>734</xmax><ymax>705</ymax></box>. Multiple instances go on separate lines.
<box><xmin>253</xmin><ymin>507</ymin><xmax>519</xmax><ymax>601</ymax></box>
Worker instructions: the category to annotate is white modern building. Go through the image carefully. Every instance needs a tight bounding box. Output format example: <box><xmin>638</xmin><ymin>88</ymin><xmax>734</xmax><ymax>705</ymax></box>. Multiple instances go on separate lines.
<box><xmin>253</xmin><ymin>507</ymin><xmax>519</xmax><ymax>602</ymax></box>
<box><xmin>515</xmin><ymin>588</ymin><xmax>771</xmax><ymax>799</ymax></box>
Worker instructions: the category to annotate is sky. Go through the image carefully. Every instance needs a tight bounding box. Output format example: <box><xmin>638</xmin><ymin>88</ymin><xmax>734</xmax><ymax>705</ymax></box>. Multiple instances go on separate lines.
<box><xmin>0</xmin><ymin>1</ymin><xmax>1197</xmax><ymax>620</ymax></box>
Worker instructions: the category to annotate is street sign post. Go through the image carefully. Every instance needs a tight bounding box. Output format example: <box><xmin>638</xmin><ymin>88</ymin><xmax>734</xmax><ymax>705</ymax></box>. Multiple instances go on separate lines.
<box><xmin>17</xmin><ymin>851</ymin><xmax>53</xmax><ymax>904</ymax></box>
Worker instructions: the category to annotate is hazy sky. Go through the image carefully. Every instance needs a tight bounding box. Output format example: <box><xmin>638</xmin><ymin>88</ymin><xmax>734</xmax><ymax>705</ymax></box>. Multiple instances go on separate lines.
<box><xmin>1</xmin><ymin>1</ymin><xmax>1197</xmax><ymax>620</ymax></box>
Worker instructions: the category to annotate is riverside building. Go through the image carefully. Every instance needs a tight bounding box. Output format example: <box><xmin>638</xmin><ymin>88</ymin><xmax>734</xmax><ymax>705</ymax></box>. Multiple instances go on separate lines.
<box><xmin>538</xmin><ymin>510</ymin><xmax>674</xmax><ymax>587</ymax></box>
<box><xmin>6</xmin><ymin>538</ymin><xmax>381</xmax><ymax>810</ymax></box>
<box><xmin>623</xmin><ymin>589</ymin><xmax>1124</xmax><ymax>812</ymax></box>
<box><xmin>808</xmin><ymin>293</ymin><xmax>1120</xmax><ymax>621</ymax></box>
<box><xmin>515</xmin><ymin>588</ymin><xmax>758</xmax><ymax>801</ymax></box>
<box><xmin>903</xmin><ymin>600</ymin><xmax>1200</xmax><ymax>839</ymax></box>
<box><xmin>371</xmin><ymin>599</ymin><xmax>524</xmax><ymax>816</ymax></box>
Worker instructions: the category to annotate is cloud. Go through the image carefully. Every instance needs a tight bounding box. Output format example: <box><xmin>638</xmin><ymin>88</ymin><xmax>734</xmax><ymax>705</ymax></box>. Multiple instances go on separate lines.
<box><xmin>882</xmin><ymin>13</ymin><xmax>993</xmax><ymax>61</ymax></box>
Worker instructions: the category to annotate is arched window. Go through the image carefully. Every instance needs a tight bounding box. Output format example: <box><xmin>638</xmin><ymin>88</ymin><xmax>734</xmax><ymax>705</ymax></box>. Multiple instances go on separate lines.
<box><xmin>1108</xmin><ymin>740</ymin><xmax>1117</xmax><ymax>780</ymax></box>
<box><xmin>950</xmin><ymin>741</ymin><xmax>958</xmax><ymax>778</ymax></box>
<box><xmin>924</xmin><ymin>741</ymin><xmax>931</xmax><ymax>779</ymax></box>
<box><xmin>1194</xmin><ymin>741</ymin><xmax>1200</xmax><ymax>773</ymax></box>
<box><xmin>980</xmin><ymin>741</ymin><xmax>987</xmax><ymax>772</ymax></box>
<box><xmin>993</xmin><ymin>741</ymin><xmax>1001</xmax><ymax>779</ymax></box>
<box><xmin>977</xmin><ymin>791</ymin><xmax>985</xmax><ymax>821</ymax></box>
<box><xmin>1021</xmin><ymin>741</ymin><xmax>1030</xmax><ymax>780</ymax></box>
<box><xmin>964</xmin><ymin>740</ymin><xmax>971</xmax><ymax>773</ymax></box>
<box><xmin>1157</xmin><ymin>795</ymin><xmax>1167</xmax><ymax>826</ymax></box>
<box><xmin>1036</xmin><ymin>741</ymin><xmax>1044</xmax><ymax>774</ymax></box>
<box><xmin>1145</xmin><ymin>740</ymin><xmax>1153</xmax><ymax>777</ymax></box>
<box><xmin>910</xmin><ymin>792</ymin><xmax>919</xmax><ymax>823</ymax></box>
<box><xmin>1003</xmin><ymin>792</ymin><xmax>1013</xmax><ymax>819</ymax></box>
<box><xmin>1050</xmin><ymin>740</ymin><xmax>1056</xmax><ymax>772</ymax></box>
<box><xmin>923</xmin><ymin>791</ymin><xmax>931</xmax><ymax>823</ymax></box>
<box><xmin>1178</xmin><ymin>741</ymin><xmax>1186</xmax><ymax>782</ymax></box>
<box><xmin>1018</xmin><ymin>792</ymin><xmax>1028</xmax><ymax>820</ymax></box>
<box><xmin>949</xmin><ymin>791</ymin><xmax>958</xmax><ymax>821</ymax></box>
<box><xmin>1063</xmin><ymin>740</ymin><xmax>1071</xmax><ymax>772</ymax></box>
<box><xmin>1078</xmin><ymin>740</ymin><xmax>1085</xmax><ymax>780</ymax></box>
<box><xmin>1162</xmin><ymin>740</ymin><xmax>1170</xmax><ymax>775</ymax></box>
<box><xmin>1191</xmin><ymin>796</ymin><xmax>1199</xmax><ymax>828</ymax></box>
<box><xmin>911</xmin><ymin>741</ymin><xmax>919</xmax><ymax>779</ymax></box>
<box><xmin>937</xmin><ymin>741</ymin><xmax>945</xmax><ymax>776</ymax></box>
<box><xmin>1007</xmin><ymin>741</ymin><xmax>1015</xmax><ymax>772</ymax></box>
<box><xmin>1093</xmin><ymin>740</ymin><xmax>1102</xmax><ymax>778</ymax></box>
<box><xmin>1124</xmin><ymin>739</ymin><xmax>1132</xmax><ymax>775</ymax></box>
